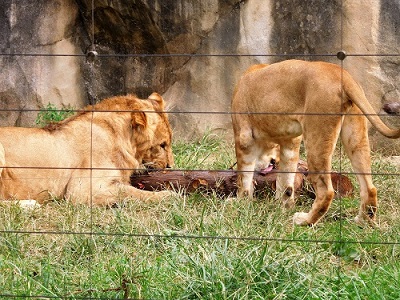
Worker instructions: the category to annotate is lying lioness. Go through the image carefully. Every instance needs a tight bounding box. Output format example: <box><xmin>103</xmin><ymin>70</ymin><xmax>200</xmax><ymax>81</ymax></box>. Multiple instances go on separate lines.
<box><xmin>232</xmin><ymin>60</ymin><xmax>400</xmax><ymax>226</ymax></box>
<box><xmin>0</xmin><ymin>93</ymin><xmax>174</xmax><ymax>206</ymax></box>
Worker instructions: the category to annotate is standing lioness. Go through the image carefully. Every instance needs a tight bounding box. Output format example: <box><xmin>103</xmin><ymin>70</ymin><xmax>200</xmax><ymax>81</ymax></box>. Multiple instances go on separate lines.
<box><xmin>232</xmin><ymin>60</ymin><xmax>400</xmax><ymax>226</ymax></box>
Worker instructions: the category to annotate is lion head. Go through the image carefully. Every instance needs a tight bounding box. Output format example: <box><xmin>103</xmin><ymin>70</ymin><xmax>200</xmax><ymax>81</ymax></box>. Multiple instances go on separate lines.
<box><xmin>255</xmin><ymin>144</ymin><xmax>280</xmax><ymax>174</ymax></box>
<box><xmin>43</xmin><ymin>92</ymin><xmax>174</xmax><ymax>173</ymax></box>
<box><xmin>132</xmin><ymin>93</ymin><xmax>174</xmax><ymax>170</ymax></box>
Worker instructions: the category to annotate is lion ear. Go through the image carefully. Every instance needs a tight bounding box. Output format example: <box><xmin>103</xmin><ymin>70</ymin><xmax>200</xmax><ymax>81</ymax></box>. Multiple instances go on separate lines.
<box><xmin>148</xmin><ymin>92</ymin><xmax>165</xmax><ymax>111</ymax></box>
<box><xmin>131</xmin><ymin>111</ymin><xmax>147</xmax><ymax>131</ymax></box>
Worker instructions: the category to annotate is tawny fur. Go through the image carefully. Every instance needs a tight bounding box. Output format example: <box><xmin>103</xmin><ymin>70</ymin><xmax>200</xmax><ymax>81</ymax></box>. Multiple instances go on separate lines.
<box><xmin>232</xmin><ymin>60</ymin><xmax>400</xmax><ymax>226</ymax></box>
<box><xmin>0</xmin><ymin>93</ymin><xmax>174</xmax><ymax>206</ymax></box>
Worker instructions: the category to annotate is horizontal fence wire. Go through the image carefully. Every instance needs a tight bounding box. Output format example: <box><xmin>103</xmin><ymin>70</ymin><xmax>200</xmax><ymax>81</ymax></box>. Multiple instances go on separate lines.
<box><xmin>1</xmin><ymin>108</ymin><xmax>400</xmax><ymax>116</ymax></box>
<box><xmin>0</xmin><ymin>166</ymin><xmax>400</xmax><ymax>176</ymax></box>
<box><xmin>1</xmin><ymin>52</ymin><xmax>400</xmax><ymax>58</ymax></box>
<box><xmin>1</xmin><ymin>229</ymin><xmax>399</xmax><ymax>247</ymax></box>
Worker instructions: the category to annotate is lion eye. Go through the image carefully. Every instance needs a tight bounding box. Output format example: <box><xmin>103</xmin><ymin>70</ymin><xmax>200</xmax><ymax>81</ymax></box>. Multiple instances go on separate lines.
<box><xmin>160</xmin><ymin>142</ymin><xmax>167</xmax><ymax>149</ymax></box>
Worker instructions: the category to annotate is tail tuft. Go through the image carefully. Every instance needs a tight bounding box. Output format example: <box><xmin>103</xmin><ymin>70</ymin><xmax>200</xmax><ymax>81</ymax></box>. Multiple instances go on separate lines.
<box><xmin>383</xmin><ymin>102</ymin><xmax>400</xmax><ymax>115</ymax></box>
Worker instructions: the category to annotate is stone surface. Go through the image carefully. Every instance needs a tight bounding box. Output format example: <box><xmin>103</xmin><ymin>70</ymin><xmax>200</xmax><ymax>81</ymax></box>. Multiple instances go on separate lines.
<box><xmin>0</xmin><ymin>0</ymin><xmax>399</xmax><ymax>150</ymax></box>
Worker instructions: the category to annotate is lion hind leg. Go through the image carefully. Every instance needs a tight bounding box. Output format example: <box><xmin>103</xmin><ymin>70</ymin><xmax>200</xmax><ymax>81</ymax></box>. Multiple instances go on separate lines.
<box><xmin>275</xmin><ymin>137</ymin><xmax>302</xmax><ymax>208</ymax></box>
<box><xmin>0</xmin><ymin>142</ymin><xmax>4</xmax><ymax>176</ymax></box>
<box><xmin>0</xmin><ymin>142</ymin><xmax>5</xmax><ymax>199</ymax></box>
<box><xmin>0</xmin><ymin>143</ymin><xmax>6</xmax><ymax>179</ymax></box>
<box><xmin>295</xmin><ymin>119</ymin><xmax>341</xmax><ymax>226</ymax></box>
<box><xmin>293</xmin><ymin>172</ymin><xmax>335</xmax><ymax>226</ymax></box>
<box><xmin>341</xmin><ymin>113</ymin><xmax>377</xmax><ymax>226</ymax></box>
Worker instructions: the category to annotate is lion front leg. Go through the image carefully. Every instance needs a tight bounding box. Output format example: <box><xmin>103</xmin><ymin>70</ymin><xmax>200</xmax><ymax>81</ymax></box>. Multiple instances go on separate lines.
<box><xmin>92</xmin><ymin>184</ymin><xmax>175</xmax><ymax>206</ymax></box>
<box><xmin>275</xmin><ymin>138</ymin><xmax>302</xmax><ymax>208</ymax></box>
<box><xmin>233</xmin><ymin>124</ymin><xmax>258</xmax><ymax>198</ymax></box>
<box><xmin>236</xmin><ymin>162</ymin><xmax>256</xmax><ymax>198</ymax></box>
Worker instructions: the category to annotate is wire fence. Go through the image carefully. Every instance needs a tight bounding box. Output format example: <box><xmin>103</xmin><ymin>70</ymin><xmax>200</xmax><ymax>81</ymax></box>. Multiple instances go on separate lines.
<box><xmin>1</xmin><ymin>1</ymin><xmax>400</xmax><ymax>299</ymax></box>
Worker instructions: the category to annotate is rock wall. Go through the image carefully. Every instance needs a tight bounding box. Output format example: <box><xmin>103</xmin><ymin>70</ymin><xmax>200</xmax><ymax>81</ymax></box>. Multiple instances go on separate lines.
<box><xmin>0</xmin><ymin>0</ymin><xmax>84</xmax><ymax>126</ymax></box>
<box><xmin>0</xmin><ymin>0</ymin><xmax>399</xmax><ymax>149</ymax></box>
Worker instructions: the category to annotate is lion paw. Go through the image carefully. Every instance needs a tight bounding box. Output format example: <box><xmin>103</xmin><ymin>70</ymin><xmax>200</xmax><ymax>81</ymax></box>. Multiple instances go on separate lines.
<box><xmin>157</xmin><ymin>190</ymin><xmax>177</xmax><ymax>199</ymax></box>
<box><xmin>2</xmin><ymin>199</ymin><xmax>41</xmax><ymax>210</ymax></box>
<box><xmin>237</xmin><ymin>189</ymin><xmax>254</xmax><ymax>200</ymax></box>
<box><xmin>19</xmin><ymin>199</ymin><xmax>41</xmax><ymax>209</ymax></box>
<box><xmin>283</xmin><ymin>198</ymin><xmax>295</xmax><ymax>209</ymax></box>
<box><xmin>293</xmin><ymin>212</ymin><xmax>310</xmax><ymax>226</ymax></box>
<box><xmin>354</xmin><ymin>215</ymin><xmax>377</xmax><ymax>228</ymax></box>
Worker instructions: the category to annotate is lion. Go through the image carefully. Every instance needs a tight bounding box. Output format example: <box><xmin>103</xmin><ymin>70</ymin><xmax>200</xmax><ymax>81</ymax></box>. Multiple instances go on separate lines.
<box><xmin>0</xmin><ymin>92</ymin><xmax>174</xmax><ymax>206</ymax></box>
<box><xmin>232</xmin><ymin>60</ymin><xmax>400</xmax><ymax>226</ymax></box>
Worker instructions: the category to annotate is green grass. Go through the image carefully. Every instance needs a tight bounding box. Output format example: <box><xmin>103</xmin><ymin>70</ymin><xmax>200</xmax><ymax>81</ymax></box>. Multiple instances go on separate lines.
<box><xmin>35</xmin><ymin>103</ymin><xmax>75</xmax><ymax>127</ymax></box>
<box><xmin>0</xmin><ymin>134</ymin><xmax>400</xmax><ymax>299</ymax></box>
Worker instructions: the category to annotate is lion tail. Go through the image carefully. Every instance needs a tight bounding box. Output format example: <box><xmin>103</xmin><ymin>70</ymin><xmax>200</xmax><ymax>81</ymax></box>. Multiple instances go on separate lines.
<box><xmin>343</xmin><ymin>71</ymin><xmax>400</xmax><ymax>139</ymax></box>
